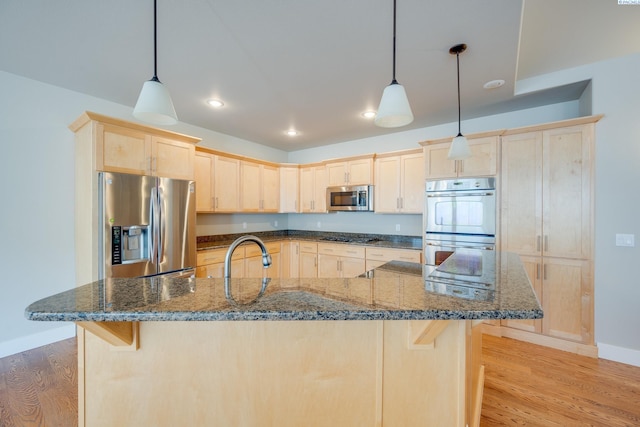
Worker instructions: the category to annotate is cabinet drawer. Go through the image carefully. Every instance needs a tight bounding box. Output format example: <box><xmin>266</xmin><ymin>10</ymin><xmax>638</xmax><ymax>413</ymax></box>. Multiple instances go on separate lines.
<box><xmin>365</xmin><ymin>248</ymin><xmax>421</xmax><ymax>263</ymax></box>
<box><xmin>196</xmin><ymin>248</ymin><xmax>242</xmax><ymax>266</ymax></box>
<box><xmin>300</xmin><ymin>242</ymin><xmax>318</xmax><ymax>253</ymax></box>
<box><xmin>318</xmin><ymin>243</ymin><xmax>365</xmax><ymax>258</ymax></box>
<box><xmin>245</xmin><ymin>241</ymin><xmax>281</xmax><ymax>257</ymax></box>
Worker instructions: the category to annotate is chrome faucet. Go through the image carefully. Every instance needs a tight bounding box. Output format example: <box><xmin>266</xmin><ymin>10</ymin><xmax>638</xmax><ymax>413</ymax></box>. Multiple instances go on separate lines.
<box><xmin>224</xmin><ymin>235</ymin><xmax>272</xmax><ymax>279</ymax></box>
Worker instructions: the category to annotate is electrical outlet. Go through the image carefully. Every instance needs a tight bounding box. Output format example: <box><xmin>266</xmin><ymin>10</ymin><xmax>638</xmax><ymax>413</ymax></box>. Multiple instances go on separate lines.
<box><xmin>274</xmin><ymin>220</ymin><xmax>278</xmax><ymax>227</ymax></box>
<box><xmin>615</xmin><ymin>233</ymin><xmax>635</xmax><ymax>247</ymax></box>
<box><xmin>395</xmin><ymin>224</ymin><xmax>401</xmax><ymax>232</ymax></box>
<box><xmin>317</xmin><ymin>221</ymin><xmax>321</xmax><ymax>228</ymax></box>
<box><xmin>242</xmin><ymin>222</ymin><xmax>247</xmax><ymax>230</ymax></box>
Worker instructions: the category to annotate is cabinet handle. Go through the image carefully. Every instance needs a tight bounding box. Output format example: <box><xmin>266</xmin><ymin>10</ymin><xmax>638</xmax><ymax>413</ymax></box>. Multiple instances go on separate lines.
<box><xmin>543</xmin><ymin>264</ymin><xmax>547</xmax><ymax>281</ymax></box>
<box><xmin>536</xmin><ymin>263</ymin><xmax>540</xmax><ymax>280</ymax></box>
<box><xmin>536</xmin><ymin>235</ymin><xmax>541</xmax><ymax>252</ymax></box>
<box><xmin>544</xmin><ymin>235</ymin><xmax>549</xmax><ymax>252</ymax></box>
<box><xmin>400</xmin><ymin>198</ymin><xmax>403</xmax><ymax>209</ymax></box>
<box><xmin>215</xmin><ymin>197</ymin><xmax>218</xmax><ymax>209</ymax></box>
<box><xmin>459</xmin><ymin>160</ymin><xmax>463</xmax><ymax>174</ymax></box>
<box><xmin>314</xmin><ymin>256</ymin><xmax>317</xmax><ymax>267</ymax></box>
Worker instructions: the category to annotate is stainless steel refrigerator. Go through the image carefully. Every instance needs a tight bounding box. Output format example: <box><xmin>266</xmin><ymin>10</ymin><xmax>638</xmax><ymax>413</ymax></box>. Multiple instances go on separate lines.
<box><xmin>98</xmin><ymin>172</ymin><xmax>196</xmax><ymax>279</ymax></box>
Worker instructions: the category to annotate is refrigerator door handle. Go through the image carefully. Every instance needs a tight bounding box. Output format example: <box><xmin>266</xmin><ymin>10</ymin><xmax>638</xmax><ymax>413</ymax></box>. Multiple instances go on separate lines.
<box><xmin>150</xmin><ymin>186</ymin><xmax>159</xmax><ymax>266</ymax></box>
<box><xmin>157</xmin><ymin>186</ymin><xmax>164</xmax><ymax>265</ymax></box>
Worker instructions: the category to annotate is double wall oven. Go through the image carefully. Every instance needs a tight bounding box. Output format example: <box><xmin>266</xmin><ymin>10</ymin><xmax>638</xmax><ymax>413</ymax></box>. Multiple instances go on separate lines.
<box><xmin>423</xmin><ymin>177</ymin><xmax>497</xmax><ymax>300</ymax></box>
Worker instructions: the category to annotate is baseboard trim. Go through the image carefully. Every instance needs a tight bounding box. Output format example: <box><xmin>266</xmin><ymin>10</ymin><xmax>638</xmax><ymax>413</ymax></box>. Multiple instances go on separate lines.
<box><xmin>0</xmin><ymin>324</ymin><xmax>76</xmax><ymax>358</ymax></box>
<box><xmin>598</xmin><ymin>342</ymin><xmax>640</xmax><ymax>367</ymax></box>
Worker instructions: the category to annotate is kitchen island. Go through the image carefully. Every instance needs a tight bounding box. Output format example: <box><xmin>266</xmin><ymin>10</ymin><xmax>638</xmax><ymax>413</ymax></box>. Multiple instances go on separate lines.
<box><xmin>26</xmin><ymin>252</ymin><xmax>542</xmax><ymax>427</ymax></box>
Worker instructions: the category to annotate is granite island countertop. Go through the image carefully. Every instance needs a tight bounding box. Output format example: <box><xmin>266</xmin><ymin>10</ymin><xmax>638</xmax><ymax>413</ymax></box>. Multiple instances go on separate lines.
<box><xmin>26</xmin><ymin>252</ymin><xmax>543</xmax><ymax>322</ymax></box>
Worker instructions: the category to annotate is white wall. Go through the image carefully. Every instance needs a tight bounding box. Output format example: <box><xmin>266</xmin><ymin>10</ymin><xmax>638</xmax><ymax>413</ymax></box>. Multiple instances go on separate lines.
<box><xmin>3</xmin><ymin>51</ymin><xmax>639</xmax><ymax>364</ymax></box>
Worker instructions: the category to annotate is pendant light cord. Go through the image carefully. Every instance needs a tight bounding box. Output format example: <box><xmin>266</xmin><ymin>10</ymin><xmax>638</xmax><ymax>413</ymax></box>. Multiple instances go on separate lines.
<box><xmin>456</xmin><ymin>51</ymin><xmax>462</xmax><ymax>137</ymax></box>
<box><xmin>152</xmin><ymin>0</ymin><xmax>159</xmax><ymax>82</ymax></box>
<box><xmin>391</xmin><ymin>0</ymin><xmax>398</xmax><ymax>84</ymax></box>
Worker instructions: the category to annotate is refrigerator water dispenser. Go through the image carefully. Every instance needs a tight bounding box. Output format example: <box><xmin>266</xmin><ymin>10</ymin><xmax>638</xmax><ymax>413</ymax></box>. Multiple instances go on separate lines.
<box><xmin>111</xmin><ymin>225</ymin><xmax>149</xmax><ymax>265</ymax></box>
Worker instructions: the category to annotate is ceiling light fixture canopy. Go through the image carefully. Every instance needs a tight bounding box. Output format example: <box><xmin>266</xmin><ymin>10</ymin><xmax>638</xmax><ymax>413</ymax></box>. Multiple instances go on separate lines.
<box><xmin>374</xmin><ymin>0</ymin><xmax>413</xmax><ymax>128</ymax></box>
<box><xmin>133</xmin><ymin>0</ymin><xmax>178</xmax><ymax>125</ymax></box>
<box><xmin>447</xmin><ymin>43</ymin><xmax>471</xmax><ymax>160</ymax></box>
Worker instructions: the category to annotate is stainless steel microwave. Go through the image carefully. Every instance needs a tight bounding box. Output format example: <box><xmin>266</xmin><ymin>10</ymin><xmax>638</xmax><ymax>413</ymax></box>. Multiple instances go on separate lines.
<box><xmin>326</xmin><ymin>185</ymin><xmax>374</xmax><ymax>212</ymax></box>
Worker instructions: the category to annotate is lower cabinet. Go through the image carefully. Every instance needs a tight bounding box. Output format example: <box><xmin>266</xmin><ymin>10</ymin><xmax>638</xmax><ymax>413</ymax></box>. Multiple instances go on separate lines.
<box><xmin>497</xmin><ymin>256</ymin><xmax>593</xmax><ymax>352</ymax></box>
<box><xmin>196</xmin><ymin>242</ymin><xmax>281</xmax><ymax>279</ymax></box>
<box><xmin>317</xmin><ymin>243</ymin><xmax>366</xmax><ymax>278</ymax></box>
<box><xmin>365</xmin><ymin>247</ymin><xmax>422</xmax><ymax>271</ymax></box>
<box><xmin>299</xmin><ymin>242</ymin><xmax>318</xmax><ymax>278</ymax></box>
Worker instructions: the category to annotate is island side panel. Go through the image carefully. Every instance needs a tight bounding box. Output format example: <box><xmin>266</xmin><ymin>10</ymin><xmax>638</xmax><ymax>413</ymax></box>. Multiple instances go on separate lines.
<box><xmin>382</xmin><ymin>320</ymin><xmax>469</xmax><ymax>427</ymax></box>
<box><xmin>80</xmin><ymin>320</ymin><xmax>383</xmax><ymax>427</ymax></box>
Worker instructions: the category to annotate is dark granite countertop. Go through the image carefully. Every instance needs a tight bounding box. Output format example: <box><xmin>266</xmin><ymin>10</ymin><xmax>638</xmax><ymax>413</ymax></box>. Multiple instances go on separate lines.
<box><xmin>26</xmin><ymin>252</ymin><xmax>542</xmax><ymax>322</ymax></box>
<box><xmin>196</xmin><ymin>230</ymin><xmax>422</xmax><ymax>251</ymax></box>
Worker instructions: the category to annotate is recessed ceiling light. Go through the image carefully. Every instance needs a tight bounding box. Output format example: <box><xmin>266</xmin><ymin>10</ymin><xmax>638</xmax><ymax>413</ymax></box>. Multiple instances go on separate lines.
<box><xmin>206</xmin><ymin>99</ymin><xmax>224</xmax><ymax>108</ymax></box>
<box><xmin>286</xmin><ymin>130</ymin><xmax>299</xmax><ymax>137</ymax></box>
<box><xmin>483</xmin><ymin>80</ymin><xmax>505</xmax><ymax>90</ymax></box>
<box><xmin>361</xmin><ymin>110</ymin><xmax>376</xmax><ymax>119</ymax></box>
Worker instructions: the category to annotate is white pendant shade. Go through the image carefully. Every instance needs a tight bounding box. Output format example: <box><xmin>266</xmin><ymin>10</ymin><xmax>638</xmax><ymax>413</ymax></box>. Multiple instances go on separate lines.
<box><xmin>374</xmin><ymin>82</ymin><xmax>414</xmax><ymax>128</ymax></box>
<box><xmin>133</xmin><ymin>79</ymin><xmax>178</xmax><ymax>125</ymax></box>
<box><xmin>448</xmin><ymin>134</ymin><xmax>472</xmax><ymax>160</ymax></box>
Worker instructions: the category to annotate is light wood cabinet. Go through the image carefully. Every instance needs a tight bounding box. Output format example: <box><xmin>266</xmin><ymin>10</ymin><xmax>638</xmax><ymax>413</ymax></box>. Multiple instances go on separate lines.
<box><xmin>300</xmin><ymin>164</ymin><xmax>327</xmax><ymax>213</ymax></box>
<box><xmin>195</xmin><ymin>151</ymin><xmax>215</xmax><ymax>212</ymax></box>
<box><xmin>317</xmin><ymin>243</ymin><xmax>366</xmax><ymax>278</ymax></box>
<box><xmin>280</xmin><ymin>241</ymin><xmax>299</xmax><ymax>279</ymax></box>
<box><xmin>279</xmin><ymin>165</ymin><xmax>299</xmax><ymax>213</ymax></box>
<box><xmin>299</xmin><ymin>241</ymin><xmax>318</xmax><ymax>278</ymax></box>
<box><xmin>196</xmin><ymin>242</ymin><xmax>281</xmax><ymax>279</ymax></box>
<box><xmin>365</xmin><ymin>247</ymin><xmax>422</xmax><ymax>271</ymax></box>
<box><xmin>326</xmin><ymin>156</ymin><xmax>374</xmax><ymax>186</ymax></box>
<box><xmin>494</xmin><ymin>117</ymin><xmax>599</xmax><ymax>352</ymax></box>
<box><xmin>213</xmin><ymin>155</ymin><xmax>241</xmax><ymax>212</ymax></box>
<box><xmin>77</xmin><ymin>113</ymin><xmax>198</xmax><ymax>180</ymax></box>
<box><xmin>240</xmin><ymin>160</ymin><xmax>279</xmax><ymax>213</ymax></box>
<box><xmin>422</xmin><ymin>134</ymin><xmax>499</xmax><ymax>179</ymax></box>
<box><xmin>374</xmin><ymin>149</ymin><xmax>424</xmax><ymax>214</ymax></box>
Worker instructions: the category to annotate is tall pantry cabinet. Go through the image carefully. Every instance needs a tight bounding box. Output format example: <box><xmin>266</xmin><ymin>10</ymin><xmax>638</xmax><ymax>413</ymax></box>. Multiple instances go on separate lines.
<box><xmin>496</xmin><ymin>116</ymin><xmax>601</xmax><ymax>356</ymax></box>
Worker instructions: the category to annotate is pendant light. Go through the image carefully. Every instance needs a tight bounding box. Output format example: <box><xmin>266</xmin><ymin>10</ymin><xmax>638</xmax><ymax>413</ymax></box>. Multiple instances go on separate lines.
<box><xmin>374</xmin><ymin>0</ymin><xmax>413</xmax><ymax>128</ymax></box>
<box><xmin>133</xmin><ymin>0</ymin><xmax>178</xmax><ymax>125</ymax></box>
<box><xmin>447</xmin><ymin>43</ymin><xmax>471</xmax><ymax>160</ymax></box>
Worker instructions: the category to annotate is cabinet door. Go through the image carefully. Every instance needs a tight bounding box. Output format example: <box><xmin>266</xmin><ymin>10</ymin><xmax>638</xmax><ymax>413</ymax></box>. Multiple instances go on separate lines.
<box><xmin>347</xmin><ymin>158</ymin><xmax>373</xmax><ymax>185</ymax></box>
<box><xmin>279</xmin><ymin>167</ymin><xmax>299</xmax><ymax>213</ymax></box>
<box><xmin>240</xmin><ymin>161</ymin><xmax>262</xmax><ymax>212</ymax></box>
<box><xmin>501</xmin><ymin>256</ymin><xmax>542</xmax><ymax>333</ymax></box>
<box><xmin>152</xmin><ymin>137</ymin><xmax>195</xmax><ymax>180</ymax></box>
<box><xmin>245</xmin><ymin>252</ymin><xmax>280</xmax><ymax>278</ymax></box>
<box><xmin>500</xmin><ymin>132</ymin><xmax>543</xmax><ymax>257</ymax></box>
<box><xmin>213</xmin><ymin>155</ymin><xmax>240</xmax><ymax>212</ymax></box>
<box><xmin>341</xmin><ymin>256</ymin><xmax>366</xmax><ymax>278</ymax></box>
<box><xmin>261</xmin><ymin>164</ymin><xmax>280</xmax><ymax>212</ymax></box>
<box><xmin>374</xmin><ymin>156</ymin><xmax>401</xmax><ymax>213</ymax></box>
<box><xmin>400</xmin><ymin>153</ymin><xmax>425</xmax><ymax>213</ymax></box>
<box><xmin>424</xmin><ymin>144</ymin><xmax>457</xmax><ymax>179</ymax></box>
<box><xmin>542</xmin><ymin>258</ymin><xmax>592</xmax><ymax>344</ymax></box>
<box><xmin>280</xmin><ymin>241</ymin><xmax>299</xmax><ymax>279</ymax></box>
<box><xmin>195</xmin><ymin>152</ymin><xmax>214</xmax><ymax>212</ymax></box>
<box><xmin>317</xmin><ymin>253</ymin><xmax>340</xmax><ymax>278</ymax></box>
<box><xmin>542</xmin><ymin>125</ymin><xmax>592</xmax><ymax>259</ymax></box>
<box><xmin>326</xmin><ymin>162</ymin><xmax>346</xmax><ymax>186</ymax></box>
<box><xmin>97</xmin><ymin>123</ymin><xmax>151</xmax><ymax>175</ymax></box>
<box><xmin>299</xmin><ymin>167</ymin><xmax>315</xmax><ymax>212</ymax></box>
<box><xmin>299</xmin><ymin>251</ymin><xmax>318</xmax><ymax>278</ymax></box>
<box><xmin>458</xmin><ymin>136</ymin><xmax>498</xmax><ymax>177</ymax></box>
<box><xmin>313</xmin><ymin>167</ymin><xmax>327</xmax><ymax>212</ymax></box>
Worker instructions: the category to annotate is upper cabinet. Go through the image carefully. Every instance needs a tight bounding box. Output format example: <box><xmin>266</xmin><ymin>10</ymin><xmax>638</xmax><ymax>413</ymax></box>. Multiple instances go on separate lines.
<box><xmin>501</xmin><ymin>123</ymin><xmax>594</xmax><ymax>260</ymax></box>
<box><xmin>421</xmin><ymin>134</ymin><xmax>500</xmax><ymax>179</ymax></box>
<box><xmin>70</xmin><ymin>112</ymin><xmax>199</xmax><ymax>181</ymax></box>
<box><xmin>374</xmin><ymin>149</ymin><xmax>424</xmax><ymax>214</ymax></box>
<box><xmin>279</xmin><ymin>165</ymin><xmax>299</xmax><ymax>213</ymax></box>
<box><xmin>194</xmin><ymin>148</ymin><xmax>241</xmax><ymax>213</ymax></box>
<box><xmin>300</xmin><ymin>164</ymin><xmax>327</xmax><ymax>213</ymax></box>
<box><xmin>240</xmin><ymin>160</ymin><xmax>279</xmax><ymax>213</ymax></box>
<box><xmin>326</xmin><ymin>155</ymin><xmax>374</xmax><ymax>186</ymax></box>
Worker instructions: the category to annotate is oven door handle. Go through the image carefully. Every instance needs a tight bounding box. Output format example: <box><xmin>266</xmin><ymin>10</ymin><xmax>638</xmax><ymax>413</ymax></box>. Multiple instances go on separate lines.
<box><xmin>426</xmin><ymin>192</ymin><xmax>494</xmax><ymax>197</ymax></box>
<box><xmin>425</xmin><ymin>242</ymin><xmax>495</xmax><ymax>251</ymax></box>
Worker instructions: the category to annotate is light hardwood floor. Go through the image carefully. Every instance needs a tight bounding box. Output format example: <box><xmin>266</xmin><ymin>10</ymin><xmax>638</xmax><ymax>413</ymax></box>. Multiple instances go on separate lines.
<box><xmin>1</xmin><ymin>334</ymin><xmax>638</xmax><ymax>426</ymax></box>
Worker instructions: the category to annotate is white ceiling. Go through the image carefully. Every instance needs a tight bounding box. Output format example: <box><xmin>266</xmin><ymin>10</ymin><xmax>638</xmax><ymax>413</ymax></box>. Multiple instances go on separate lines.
<box><xmin>1</xmin><ymin>0</ymin><xmax>639</xmax><ymax>151</ymax></box>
